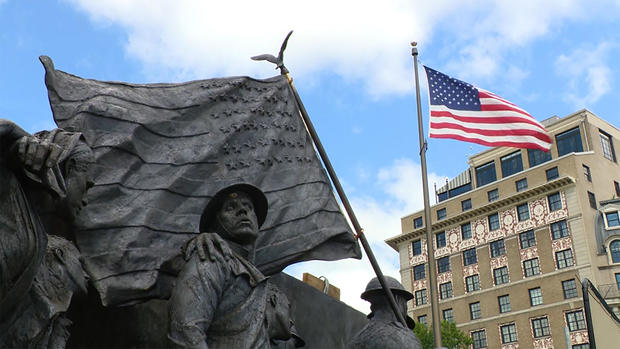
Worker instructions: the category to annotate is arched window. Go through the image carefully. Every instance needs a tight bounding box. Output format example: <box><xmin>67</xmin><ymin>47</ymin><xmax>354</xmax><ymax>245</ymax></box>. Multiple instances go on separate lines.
<box><xmin>611</xmin><ymin>240</ymin><xmax>620</xmax><ymax>263</ymax></box>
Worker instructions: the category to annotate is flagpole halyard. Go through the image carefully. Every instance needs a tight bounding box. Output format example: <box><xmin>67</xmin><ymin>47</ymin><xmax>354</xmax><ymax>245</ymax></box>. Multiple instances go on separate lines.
<box><xmin>412</xmin><ymin>42</ymin><xmax>443</xmax><ymax>348</ymax></box>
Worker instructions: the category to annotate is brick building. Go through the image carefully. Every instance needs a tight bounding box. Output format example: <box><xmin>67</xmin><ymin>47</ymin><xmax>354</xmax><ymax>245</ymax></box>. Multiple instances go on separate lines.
<box><xmin>386</xmin><ymin>110</ymin><xmax>620</xmax><ymax>348</ymax></box>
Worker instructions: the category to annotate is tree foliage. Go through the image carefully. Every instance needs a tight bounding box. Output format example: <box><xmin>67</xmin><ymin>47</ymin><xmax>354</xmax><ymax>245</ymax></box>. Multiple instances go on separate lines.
<box><xmin>413</xmin><ymin>321</ymin><xmax>474</xmax><ymax>349</ymax></box>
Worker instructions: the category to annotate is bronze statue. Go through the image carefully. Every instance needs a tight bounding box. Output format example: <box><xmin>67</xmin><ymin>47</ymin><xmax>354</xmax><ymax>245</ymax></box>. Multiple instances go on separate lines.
<box><xmin>0</xmin><ymin>119</ymin><xmax>93</xmax><ymax>348</ymax></box>
<box><xmin>348</xmin><ymin>276</ymin><xmax>422</xmax><ymax>349</ymax></box>
<box><xmin>266</xmin><ymin>282</ymin><xmax>305</xmax><ymax>348</ymax></box>
<box><xmin>168</xmin><ymin>183</ymin><xmax>297</xmax><ymax>348</ymax></box>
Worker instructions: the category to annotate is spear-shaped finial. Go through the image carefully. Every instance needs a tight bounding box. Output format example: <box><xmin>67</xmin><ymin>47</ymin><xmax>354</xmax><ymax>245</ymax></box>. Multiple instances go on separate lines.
<box><xmin>251</xmin><ymin>30</ymin><xmax>293</xmax><ymax>75</ymax></box>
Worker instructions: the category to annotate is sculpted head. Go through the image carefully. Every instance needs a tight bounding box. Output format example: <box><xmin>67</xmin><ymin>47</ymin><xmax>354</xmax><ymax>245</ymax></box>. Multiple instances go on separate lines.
<box><xmin>216</xmin><ymin>191</ymin><xmax>259</xmax><ymax>244</ymax></box>
<box><xmin>200</xmin><ymin>184</ymin><xmax>268</xmax><ymax>245</ymax></box>
<box><xmin>361</xmin><ymin>276</ymin><xmax>414</xmax><ymax>326</ymax></box>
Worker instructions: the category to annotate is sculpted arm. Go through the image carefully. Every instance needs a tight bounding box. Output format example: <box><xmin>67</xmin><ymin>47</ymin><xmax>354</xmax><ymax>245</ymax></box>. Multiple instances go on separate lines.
<box><xmin>0</xmin><ymin>119</ymin><xmax>29</xmax><ymax>155</ymax></box>
<box><xmin>0</xmin><ymin>119</ymin><xmax>64</xmax><ymax>175</ymax></box>
<box><xmin>168</xmin><ymin>256</ymin><xmax>224</xmax><ymax>349</ymax></box>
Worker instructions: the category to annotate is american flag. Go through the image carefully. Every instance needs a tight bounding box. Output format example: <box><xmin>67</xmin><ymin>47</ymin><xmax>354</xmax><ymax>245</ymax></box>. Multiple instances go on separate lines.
<box><xmin>423</xmin><ymin>65</ymin><xmax>551</xmax><ymax>151</ymax></box>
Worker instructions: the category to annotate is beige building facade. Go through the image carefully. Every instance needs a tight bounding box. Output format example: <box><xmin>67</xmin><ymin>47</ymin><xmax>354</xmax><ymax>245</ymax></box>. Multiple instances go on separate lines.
<box><xmin>386</xmin><ymin>110</ymin><xmax>620</xmax><ymax>349</ymax></box>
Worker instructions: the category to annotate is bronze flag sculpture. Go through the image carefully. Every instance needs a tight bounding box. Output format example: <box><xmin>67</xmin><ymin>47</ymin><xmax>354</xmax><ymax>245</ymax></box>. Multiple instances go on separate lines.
<box><xmin>40</xmin><ymin>56</ymin><xmax>361</xmax><ymax>307</ymax></box>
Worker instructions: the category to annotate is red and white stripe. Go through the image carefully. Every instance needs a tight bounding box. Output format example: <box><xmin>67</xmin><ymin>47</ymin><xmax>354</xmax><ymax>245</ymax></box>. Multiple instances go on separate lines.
<box><xmin>429</xmin><ymin>88</ymin><xmax>552</xmax><ymax>151</ymax></box>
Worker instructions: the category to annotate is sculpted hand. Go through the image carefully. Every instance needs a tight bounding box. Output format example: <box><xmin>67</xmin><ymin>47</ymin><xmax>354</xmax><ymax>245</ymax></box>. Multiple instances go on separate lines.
<box><xmin>183</xmin><ymin>232</ymin><xmax>234</xmax><ymax>262</ymax></box>
<box><xmin>14</xmin><ymin>135</ymin><xmax>64</xmax><ymax>173</ymax></box>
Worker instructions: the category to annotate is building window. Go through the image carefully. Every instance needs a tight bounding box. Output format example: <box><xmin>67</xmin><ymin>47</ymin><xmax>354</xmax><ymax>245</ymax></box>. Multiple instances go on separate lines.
<box><xmin>566</xmin><ymin>310</ymin><xmax>586</xmax><ymax>331</ymax></box>
<box><xmin>516</xmin><ymin>178</ymin><xmax>528</xmax><ymax>191</ymax></box>
<box><xmin>469</xmin><ymin>302</ymin><xmax>481</xmax><ymax>320</ymax></box>
<box><xmin>462</xmin><ymin>198</ymin><xmax>472</xmax><ymax>211</ymax></box>
<box><xmin>471</xmin><ymin>329</ymin><xmax>487</xmax><ymax>349</ymax></box>
<box><xmin>413</xmin><ymin>264</ymin><xmax>426</xmax><ymax>280</ymax></box>
<box><xmin>437</xmin><ymin>208</ymin><xmax>447</xmax><ymax>220</ymax></box>
<box><xmin>615</xmin><ymin>181</ymin><xmax>620</xmax><ymax>197</ymax></box>
<box><xmin>562</xmin><ymin>279</ymin><xmax>578</xmax><ymax>299</ymax></box>
<box><xmin>523</xmin><ymin>258</ymin><xmax>540</xmax><ymax>277</ymax></box>
<box><xmin>487</xmin><ymin>189</ymin><xmax>499</xmax><ymax>202</ymax></box>
<box><xmin>443</xmin><ymin>308</ymin><xmax>454</xmax><ymax>322</ymax></box>
<box><xmin>466</xmin><ymin>274</ymin><xmax>480</xmax><ymax>292</ymax></box>
<box><xmin>488</xmin><ymin>213</ymin><xmax>500</xmax><ymax>231</ymax></box>
<box><xmin>501</xmin><ymin>151</ymin><xmax>524</xmax><ymax>177</ymax></box>
<box><xmin>414</xmin><ymin>217</ymin><xmax>423</xmax><ymax>229</ymax></box>
<box><xmin>548</xmin><ymin>192</ymin><xmax>562</xmax><ymax>211</ymax></box>
<box><xmin>556</xmin><ymin>126</ymin><xmax>583</xmax><ymax>156</ymax></box>
<box><xmin>412</xmin><ymin>240</ymin><xmax>422</xmax><ymax>256</ymax></box>
<box><xmin>437</xmin><ymin>256</ymin><xmax>450</xmax><ymax>273</ymax></box>
<box><xmin>438</xmin><ymin>190</ymin><xmax>449</xmax><ymax>202</ymax></box>
<box><xmin>572</xmin><ymin>344</ymin><xmax>590</xmax><ymax>349</ymax></box>
<box><xmin>463</xmin><ymin>248</ymin><xmax>477</xmax><ymax>266</ymax></box>
<box><xmin>600</xmin><ymin>130</ymin><xmax>616</xmax><ymax>161</ymax></box>
<box><xmin>500</xmin><ymin>323</ymin><xmax>518</xmax><ymax>344</ymax></box>
<box><xmin>415</xmin><ymin>289</ymin><xmax>427</xmax><ymax>306</ymax></box>
<box><xmin>517</xmin><ymin>203</ymin><xmax>530</xmax><ymax>221</ymax></box>
<box><xmin>587</xmin><ymin>191</ymin><xmax>597</xmax><ymax>209</ymax></box>
<box><xmin>546</xmin><ymin>166</ymin><xmax>559</xmax><ymax>180</ymax></box>
<box><xmin>610</xmin><ymin>240</ymin><xmax>620</xmax><ymax>263</ymax></box>
<box><xmin>476</xmin><ymin>161</ymin><xmax>497</xmax><ymax>187</ymax></box>
<box><xmin>616</xmin><ymin>273</ymin><xmax>620</xmax><ymax>290</ymax></box>
<box><xmin>582</xmin><ymin>164</ymin><xmax>592</xmax><ymax>182</ymax></box>
<box><xmin>494</xmin><ymin>266</ymin><xmax>509</xmax><ymax>285</ymax></box>
<box><xmin>418</xmin><ymin>314</ymin><xmax>428</xmax><ymax>326</ymax></box>
<box><xmin>519</xmin><ymin>230</ymin><xmax>536</xmax><ymax>249</ymax></box>
<box><xmin>461</xmin><ymin>222</ymin><xmax>472</xmax><ymax>240</ymax></box>
<box><xmin>449</xmin><ymin>183</ymin><xmax>473</xmax><ymax>198</ymax></box>
<box><xmin>606</xmin><ymin>211</ymin><xmax>620</xmax><ymax>227</ymax></box>
<box><xmin>556</xmin><ymin>249</ymin><xmax>574</xmax><ymax>269</ymax></box>
<box><xmin>498</xmin><ymin>295</ymin><xmax>511</xmax><ymax>313</ymax></box>
<box><xmin>528</xmin><ymin>148</ymin><xmax>552</xmax><ymax>167</ymax></box>
<box><xmin>490</xmin><ymin>239</ymin><xmax>506</xmax><ymax>257</ymax></box>
<box><xmin>439</xmin><ymin>282</ymin><xmax>453</xmax><ymax>299</ymax></box>
<box><xmin>436</xmin><ymin>231</ymin><xmax>446</xmax><ymax>248</ymax></box>
<box><xmin>529</xmin><ymin>287</ymin><xmax>543</xmax><ymax>306</ymax></box>
<box><xmin>532</xmin><ymin>317</ymin><xmax>551</xmax><ymax>338</ymax></box>
<box><xmin>551</xmin><ymin>220</ymin><xmax>569</xmax><ymax>239</ymax></box>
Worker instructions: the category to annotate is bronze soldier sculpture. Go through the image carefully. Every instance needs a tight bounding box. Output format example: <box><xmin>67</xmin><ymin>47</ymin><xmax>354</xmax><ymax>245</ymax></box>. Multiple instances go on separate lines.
<box><xmin>168</xmin><ymin>183</ymin><xmax>297</xmax><ymax>348</ymax></box>
<box><xmin>348</xmin><ymin>276</ymin><xmax>422</xmax><ymax>349</ymax></box>
<box><xmin>0</xmin><ymin>119</ymin><xmax>93</xmax><ymax>348</ymax></box>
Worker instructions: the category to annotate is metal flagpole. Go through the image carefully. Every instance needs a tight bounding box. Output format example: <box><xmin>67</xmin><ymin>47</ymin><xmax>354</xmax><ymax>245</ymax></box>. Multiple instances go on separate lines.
<box><xmin>411</xmin><ymin>42</ymin><xmax>442</xmax><ymax>347</ymax></box>
<box><xmin>286</xmin><ymin>75</ymin><xmax>408</xmax><ymax>328</ymax></box>
<box><xmin>251</xmin><ymin>31</ymin><xmax>407</xmax><ymax>327</ymax></box>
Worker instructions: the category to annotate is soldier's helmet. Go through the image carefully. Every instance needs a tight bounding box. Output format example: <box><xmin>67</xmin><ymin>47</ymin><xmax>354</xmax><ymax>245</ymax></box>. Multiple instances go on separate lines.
<box><xmin>360</xmin><ymin>276</ymin><xmax>413</xmax><ymax>301</ymax></box>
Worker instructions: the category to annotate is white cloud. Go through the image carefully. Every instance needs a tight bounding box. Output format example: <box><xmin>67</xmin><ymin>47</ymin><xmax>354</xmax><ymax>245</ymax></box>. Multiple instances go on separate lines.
<box><xmin>286</xmin><ymin>158</ymin><xmax>446</xmax><ymax>313</ymax></box>
<box><xmin>440</xmin><ymin>0</ymin><xmax>587</xmax><ymax>86</ymax></box>
<box><xmin>66</xmin><ymin>0</ymin><xmax>606</xmax><ymax>97</ymax></box>
<box><xmin>555</xmin><ymin>42</ymin><xmax>613</xmax><ymax>107</ymax></box>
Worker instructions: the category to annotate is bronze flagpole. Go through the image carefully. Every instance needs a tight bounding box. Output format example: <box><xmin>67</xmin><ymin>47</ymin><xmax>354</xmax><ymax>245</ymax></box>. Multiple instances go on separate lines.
<box><xmin>411</xmin><ymin>42</ymin><xmax>442</xmax><ymax>347</ymax></box>
<box><xmin>251</xmin><ymin>31</ymin><xmax>407</xmax><ymax>327</ymax></box>
<box><xmin>286</xmin><ymin>75</ymin><xmax>407</xmax><ymax>327</ymax></box>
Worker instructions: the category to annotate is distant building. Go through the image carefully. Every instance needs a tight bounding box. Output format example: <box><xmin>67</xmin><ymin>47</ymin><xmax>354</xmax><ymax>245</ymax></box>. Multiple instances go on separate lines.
<box><xmin>386</xmin><ymin>110</ymin><xmax>620</xmax><ymax>349</ymax></box>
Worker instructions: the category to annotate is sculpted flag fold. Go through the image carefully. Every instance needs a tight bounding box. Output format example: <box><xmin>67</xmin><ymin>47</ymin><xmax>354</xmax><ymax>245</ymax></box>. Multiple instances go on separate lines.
<box><xmin>40</xmin><ymin>56</ymin><xmax>361</xmax><ymax>306</ymax></box>
<box><xmin>423</xmin><ymin>66</ymin><xmax>552</xmax><ymax>151</ymax></box>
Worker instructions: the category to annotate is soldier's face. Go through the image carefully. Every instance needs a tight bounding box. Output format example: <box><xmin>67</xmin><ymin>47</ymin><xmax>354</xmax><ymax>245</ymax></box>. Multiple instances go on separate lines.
<box><xmin>217</xmin><ymin>192</ymin><xmax>259</xmax><ymax>244</ymax></box>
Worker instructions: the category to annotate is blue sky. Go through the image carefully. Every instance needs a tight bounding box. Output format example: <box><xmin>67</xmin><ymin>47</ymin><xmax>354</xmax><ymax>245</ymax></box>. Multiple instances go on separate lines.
<box><xmin>2</xmin><ymin>0</ymin><xmax>620</xmax><ymax>312</ymax></box>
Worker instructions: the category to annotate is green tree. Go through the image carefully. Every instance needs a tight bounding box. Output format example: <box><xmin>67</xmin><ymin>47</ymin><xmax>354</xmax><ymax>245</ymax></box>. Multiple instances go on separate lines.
<box><xmin>413</xmin><ymin>322</ymin><xmax>433</xmax><ymax>349</ymax></box>
<box><xmin>413</xmin><ymin>321</ymin><xmax>474</xmax><ymax>349</ymax></box>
